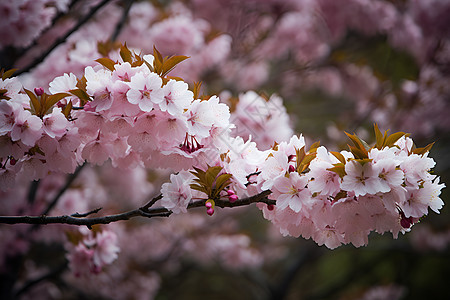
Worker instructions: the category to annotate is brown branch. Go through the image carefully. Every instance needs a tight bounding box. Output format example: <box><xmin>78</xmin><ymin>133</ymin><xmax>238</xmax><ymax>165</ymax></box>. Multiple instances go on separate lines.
<box><xmin>110</xmin><ymin>0</ymin><xmax>136</xmax><ymax>42</ymax></box>
<box><xmin>15</xmin><ymin>0</ymin><xmax>112</xmax><ymax>76</ymax></box>
<box><xmin>0</xmin><ymin>191</ymin><xmax>274</xmax><ymax>227</ymax></box>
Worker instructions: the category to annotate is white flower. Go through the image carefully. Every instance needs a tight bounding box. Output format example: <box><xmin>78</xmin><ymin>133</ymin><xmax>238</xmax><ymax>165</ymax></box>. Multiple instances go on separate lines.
<box><xmin>160</xmin><ymin>79</ymin><xmax>193</xmax><ymax>116</ymax></box>
<box><xmin>341</xmin><ymin>160</ymin><xmax>379</xmax><ymax>196</ymax></box>
<box><xmin>161</xmin><ymin>171</ymin><xmax>194</xmax><ymax>214</ymax></box>
<box><xmin>126</xmin><ymin>72</ymin><xmax>163</xmax><ymax>112</ymax></box>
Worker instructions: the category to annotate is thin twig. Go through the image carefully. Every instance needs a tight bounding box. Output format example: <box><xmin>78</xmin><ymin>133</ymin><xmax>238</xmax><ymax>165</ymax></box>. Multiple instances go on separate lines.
<box><xmin>141</xmin><ymin>194</ymin><xmax>163</xmax><ymax>211</ymax></box>
<box><xmin>41</xmin><ymin>163</ymin><xmax>86</xmax><ymax>216</ymax></box>
<box><xmin>15</xmin><ymin>0</ymin><xmax>112</xmax><ymax>76</ymax></box>
<box><xmin>0</xmin><ymin>191</ymin><xmax>274</xmax><ymax>227</ymax></box>
<box><xmin>110</xmin><ymin>0</ymin><xmax>136</xmax><ymax>42</ymax></box>
<box><xmin>13</xmin><ymin>0</ymin><xmax>81</xmax><ymax>64</ymax></box>
<box><xmin>13</xmin><ymin>261</ymin><xmax>68</xmax><ymax>298</ymax></box>
<box><xmin>71</xmin><ymin>207</ymin><xmax>102</xmax><ymax>218</ymax></box>
<box><xmin>27</xmin><ymin>180</ymin><xmax>40</xmax><ymax>204</ymax></box>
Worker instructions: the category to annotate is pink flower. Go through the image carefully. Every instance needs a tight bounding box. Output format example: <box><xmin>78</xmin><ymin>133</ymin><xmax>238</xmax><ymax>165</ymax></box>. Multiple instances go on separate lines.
<box><xmin>160</xmin><ymin>171</ymin><xmax>194</xmax><ymax>214</ymax></box>
<box><xmin>271</xmin><ymin>172</ymin><xmax>312</xmax><ymax>213</ymax></box>
<box><xmin>0</xmin><ymin>100</ymin><xmax>21</xmax><ymax>135</ymax></box>
<box><xmin>160</xmin><ymin>79</ymin><xmax>193</xmax><ymax>116</ymax></box>
<box><xmin>92</xmin><ymin>230</ymin><xmax>120</xmax><ymax>267</ymax></box>
<box><xmin>84</xmin><ymin>66</ymin><xmax>114</xmax><ymax>112</ymax></box>
<box><xmin>42</xmin><ymin>107</ymin><xmax>69</xmax><ymax>138</ymax></box>
<box><xmin>126</xmin><ymin>72</ymin><xmax>163</xmax><ymax>112</ymax></box>
<box><xmin>341</xmin><ymin>160</ymin><xmax>379</xmax><ymax>196</ymax></box>
<box><xmin>372</xmin><ymin>159</ymin><xmax>404</xmax><ymax>193</ymax></box>
<box><xmin>10</xmin><ymin>109</ymin><xmax>43</xmax><ymax>146</ymax></box>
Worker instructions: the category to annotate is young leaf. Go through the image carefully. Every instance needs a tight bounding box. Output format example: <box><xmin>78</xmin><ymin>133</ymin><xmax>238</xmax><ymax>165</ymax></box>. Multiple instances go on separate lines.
<box><xmin>24</xmin><ymin>89</ymin><xmax>41</xmax><ymax>115</ymax></box>
<box><xmin>412</xmin><ymin>142</ymin><xmax>435</xmax><ymax>156</ymax></box>
<box><xmin>45</xmin><ymin>93</ymin><xmax>71</xmax><ymax>114</ymax></box>
<box><xmin>330</xmin><ymin>151</ymin><xmax>346</xmax><ymax>164</ymax></box>
<box><xmin>205</xmin><ymin>166</ymin><xmax>222</xmax><ymax>187</ymax></box>
<box><xmin>69</xmin><ymin>88</ymin><xmax>91</xmax><ymax>104</ymax></box>
<box><xmin>62</xmin><ymin>100</ymin><xmax>73</xmax><ymax>120</ymax></box>
<box><xmin>214</xmin><ymin>174</ymin><xmax>232</xmax><ymax>193</ymax></box>
<box><xmin>96</xmin><ymin>57</ymin><xmax>116</xmax><ymax>72</ymax></box>
<box><xmin>119</xmin><ymin>43</ymin><xmax>133</xmax><ymax>64</ymax></box>
<box><xmin>309</xmin><ymin>141</ymin><xmax>321</xmax><ymax>153</ymax></box>
<box><xmin>1</xmin><ymin>68</ymin><xmax>17</xmax><ymax>80</ymax></box>
<box><xmin>327</xmin><ymin>163</ymin><xmax>346</xmax><ymax>178</ymax></box>
<box><xmin>192</xmin><ymin>81</ymin><xmax>202</xmax><ymax>99</ymax></box>
<box><xmin>161</xmin><ymin>55</ymin><xmax>189</xmax><ymax>77</ymax></box>
<box><xmin>384</xmin><ymin>131</ymin><xmax>407</xmax><ymax>148</ymax></box>
<box><xmin>374</xmin><ymin>123</ymin><xmax>384</xmax><ymax>149</ymax></box>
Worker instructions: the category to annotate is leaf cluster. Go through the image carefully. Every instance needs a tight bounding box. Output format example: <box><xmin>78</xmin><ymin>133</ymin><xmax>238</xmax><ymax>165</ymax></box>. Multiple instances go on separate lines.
<box><xmin>69</xmin><ymin>76</ymin><xmax>90</xmax><ymax>107</ymax></box>
<box><xmin>24</xmin><ymin>89</ymin><xmax>70</xmax><ymax>118</ymax></box>
<box><xmin>190</xmin><ymin>166</ymin><xmax>233</xmax><ymax>200</ymax></box>
<box><xmin>296</xmin><ymin>141</ymin><xmax>320</xmax><ymax>173</ymax></box>
<box><xmin>148</xmin><ymin>46</ymin><xmax>189</xmax><ymax>80</ymax></box>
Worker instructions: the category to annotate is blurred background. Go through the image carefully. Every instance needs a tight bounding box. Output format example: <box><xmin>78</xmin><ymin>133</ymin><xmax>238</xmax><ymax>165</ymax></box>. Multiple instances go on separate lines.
<box><xmin>0</xmin><ymin>0</ymin><xmax>449</xmax><ymax>299</ymax></box>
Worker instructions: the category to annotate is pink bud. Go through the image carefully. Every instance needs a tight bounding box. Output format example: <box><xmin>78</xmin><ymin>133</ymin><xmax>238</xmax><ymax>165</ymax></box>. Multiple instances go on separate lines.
<box><xmin>205</xmin><ymin>201</ymin><xmax>213</xmax><ymax>209</ymax></box>
<box><xmin>9</xmin><ymin>158</ymin><xmax>17</xmax><ymax>165</ymax></box>
<box><xmin>34</xmin><ymin>87</ymin><xmax>44</xmax><ymax>96</ymax></box>
<box><xmin>267</xmin><ymin>204</ymin><xmax>275</xmax><ymax>211</ymax></box>
<box><xmin>400</xmin><ymin>216</ymin><xmax>413</xmax><ymax>229</ymax></box>
<box><xmin>206</xmin><ymin>207</ymin><xmax>214</xmax><ymax>216</ymax></box>
<box><xmin>229</xmin><ymin>194</ymin><xmax>238</xmax><ymax>203</ymax></box>
<box><xmin>227</xmin><ymin>189</ymin><xmax>235</xmax><ymax>196</ymax></box>
<box><xmin>288</xmin><ymin>165</ymin><xmax>295</xmax><ymax>173</ymax></box>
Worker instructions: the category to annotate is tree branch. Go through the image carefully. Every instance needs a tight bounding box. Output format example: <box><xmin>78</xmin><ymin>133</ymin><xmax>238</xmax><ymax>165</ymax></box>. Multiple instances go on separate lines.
<box><xmin>41</xmin><ymin>163</ymin><xmax>87</xmax><ymax>216</ymax></box>
<box><xmin>110</xmin><ymin>0</ymin><xmax>136</xmax><ymax>42</ymax></box>
<box><xmin>15</xmin><ymin>0</ymin><xmax>112</xmax><ymax>76</ymax></box>
<box><xmin>0</xmin><ymin>191</ymin><xmax>274</xmax><ymax>227</ymax></box>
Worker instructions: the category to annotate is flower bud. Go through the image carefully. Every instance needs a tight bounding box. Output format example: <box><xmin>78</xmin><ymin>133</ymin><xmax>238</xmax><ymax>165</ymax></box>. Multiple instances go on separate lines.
<box><xmin>288</xmin><ymin>165</ymin><xmax>295</xmax><ymax>173</ymax></box>
<box><xmin>205</xmin><ymin>201</ymin><xmax>213</xmax><ymax>209</ymax></box>
<box><xmin>206</xmin><ymin>207</ymin><xmax>214</xmax><ymax>216</ymax></box>
<box><xmin>34</xmin><ymin>87</ymin><xmax>44</xmax><ymax>96</ymax></box>
<box><xmin>227</xmin><ymin>189</ymin><xmax>235</xmax><ymax>196</ymax></box>
<box><xmin>229</xmin><ymin>194</ymin><xmax>238</xmax><ymax>203</ymax></box>
<box><xmin>267</xmin><ymin>204</ymin><xmax>275</xmax><ymax>211</ymax></box>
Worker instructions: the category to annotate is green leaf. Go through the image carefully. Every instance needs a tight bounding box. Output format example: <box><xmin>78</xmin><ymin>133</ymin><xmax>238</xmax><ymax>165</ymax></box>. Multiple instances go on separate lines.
<box><xmin>215</xmin><ymin>173</ymin><xmax>232</xmax><ymax>192</ymax></box>
<box><xmin>205</xmin><ymin>166</ymin><xmax>222</xmax><ymax>187</ymax></box>
<box><xmin>190</xmin><ymin>184</ymin><xmax>208</xmax><ymax>194</ymax></box>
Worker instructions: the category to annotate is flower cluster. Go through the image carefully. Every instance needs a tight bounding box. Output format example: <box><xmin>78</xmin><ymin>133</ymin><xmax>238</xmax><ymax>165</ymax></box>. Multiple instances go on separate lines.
<box><xmin>0</xmin><ymin>0</ymin><xmax>66</xmax><ymax>49</ymax></box>
<box><xmin>66</xmin><ymin>227</ymin><xmax>120</xmax><ymax>277</ymax></box>
<box><xmin>256</xmin><ymin>132</ymin><xmax>444</xmax><ymax>248</ymax></box>
<box><xmin>227</xmin><ymin>91</ymin><xmax>293</xmax><ymax>150</ymax></box>
<box><xmin>0</xmin><ymin>74</ymin><xmax>79</xmax><ymax>189</ymax></box>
